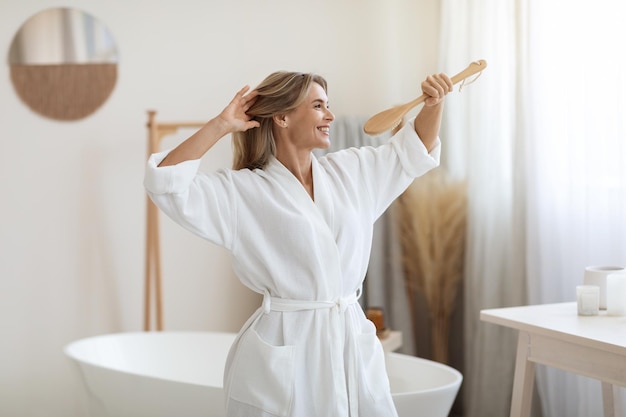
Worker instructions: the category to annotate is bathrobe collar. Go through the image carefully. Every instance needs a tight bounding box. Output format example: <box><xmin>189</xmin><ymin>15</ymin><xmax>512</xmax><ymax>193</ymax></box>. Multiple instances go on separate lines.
<box><xmin>263</xmin><ymin>154</ymin><xmax>342</xmax><ymax>296</ymax></box>
<box><xmin>265</xmin><ymin>154</ymin><xmax>335</xmax><ymax>234</ymax></box>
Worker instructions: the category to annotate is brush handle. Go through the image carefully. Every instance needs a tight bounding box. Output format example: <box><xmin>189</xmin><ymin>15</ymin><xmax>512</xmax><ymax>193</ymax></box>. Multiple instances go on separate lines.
<box><xmin>363</xmin><ymin>59</ymin><xmax>487</xmax><ymax>135</ymax></box>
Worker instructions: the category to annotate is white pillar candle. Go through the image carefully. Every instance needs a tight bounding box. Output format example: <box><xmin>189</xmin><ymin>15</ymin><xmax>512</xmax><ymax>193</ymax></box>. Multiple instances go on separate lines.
<box><xmin>576</xmin><ymin>285</ymin><xmax>600</xmax><ymax>316</ymax></box>
<box><xmin>606</xmin><ymin>273</ymin><xmax>626</xmax><ymax>316</ymax></box>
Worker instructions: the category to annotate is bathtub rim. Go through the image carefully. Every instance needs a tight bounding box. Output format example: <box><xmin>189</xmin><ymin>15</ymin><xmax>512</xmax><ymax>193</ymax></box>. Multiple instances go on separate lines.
<box><xmin>63</xmin><ymin>330</ymin><xmax>237</xmax><ymax>388</ymax></box>
<box><xmin>385</xmin><ymin>351</ymin><xmax>463</xmax><ymax>398</ymax></box>
<box><xmin>64</xmin><ymin>331</ymin><xmax>462</xmax><ymax>398</ymax></box>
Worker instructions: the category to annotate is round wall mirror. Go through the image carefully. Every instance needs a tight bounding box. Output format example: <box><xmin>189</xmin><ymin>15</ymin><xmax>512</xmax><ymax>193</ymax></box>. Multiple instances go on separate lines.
<box><xmin>8</xmin><ymin>7</ymin><xmax>119</xmax><ymax>121</ymax></box>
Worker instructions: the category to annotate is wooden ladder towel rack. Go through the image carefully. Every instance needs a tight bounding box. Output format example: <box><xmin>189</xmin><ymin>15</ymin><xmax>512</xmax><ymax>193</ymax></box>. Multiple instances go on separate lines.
<box><xmin>144</xmin><ymin>110</ymin><xmax>204</xmax><ymax>331</ymax></box>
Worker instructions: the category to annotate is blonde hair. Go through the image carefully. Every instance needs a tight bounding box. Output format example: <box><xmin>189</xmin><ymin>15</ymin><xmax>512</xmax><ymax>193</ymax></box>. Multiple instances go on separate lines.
<box><xmin>232</xmin><ymin>71</ymin><xmax>328</xmax><ymax>170</ymax></box>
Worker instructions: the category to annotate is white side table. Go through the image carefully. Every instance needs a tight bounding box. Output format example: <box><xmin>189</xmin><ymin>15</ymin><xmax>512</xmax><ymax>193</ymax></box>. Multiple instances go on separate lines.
<box><xmin>481</xmin><ymin>302</ymin><xmax>626</xmax><ymax>417</ymax></box>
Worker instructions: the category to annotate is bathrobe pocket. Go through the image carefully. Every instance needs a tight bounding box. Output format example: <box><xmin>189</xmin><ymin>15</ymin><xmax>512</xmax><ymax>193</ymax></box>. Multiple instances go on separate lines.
<box><xmin>357</xmin><ymin>327</ymin><xmax>391</xmax><ymax>401</ymax></box>
<box><xmin>230</xmin><ymin>329</ymin><xmax>296</xmax><ymax>416</ymax></box>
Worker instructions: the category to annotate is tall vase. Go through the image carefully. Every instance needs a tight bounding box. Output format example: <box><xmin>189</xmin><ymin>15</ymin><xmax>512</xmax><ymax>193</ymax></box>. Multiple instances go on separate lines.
<box><xmin>431</xmin><ymin>313</ymin><xmax>451</xmax><ymax>364</ymax></box>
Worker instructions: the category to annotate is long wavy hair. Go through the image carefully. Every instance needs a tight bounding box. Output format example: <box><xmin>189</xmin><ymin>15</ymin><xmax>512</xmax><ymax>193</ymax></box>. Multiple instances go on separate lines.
<box><xmin>232</xmin><ymin>71</ymin><xmax>328</xmax><ymax>170</ymax></box>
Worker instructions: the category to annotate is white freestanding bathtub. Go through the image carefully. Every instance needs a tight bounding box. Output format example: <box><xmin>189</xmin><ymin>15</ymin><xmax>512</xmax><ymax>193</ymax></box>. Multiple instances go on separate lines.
<box><xmin>65</xmin><ymin>332</ymin><xmax>461</xmax><ymax>417</ymax></box>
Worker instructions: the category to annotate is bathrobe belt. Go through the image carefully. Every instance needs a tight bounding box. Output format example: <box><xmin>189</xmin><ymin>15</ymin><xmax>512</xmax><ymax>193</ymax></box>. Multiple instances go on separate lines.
<box><xmin>261</xmin><ymin>287</ymin><xmax>362</xmax><ymax>314</ymax></box>
<box><xmin>260</xmin><ymin>288</ymin><xmax>363</xmax><ymax>417</ymax></box>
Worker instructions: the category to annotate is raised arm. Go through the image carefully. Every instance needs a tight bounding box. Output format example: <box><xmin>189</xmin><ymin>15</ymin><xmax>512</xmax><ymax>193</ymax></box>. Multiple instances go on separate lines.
<box><xmin>413</xmin><ymin>73</ymin><xmax>453</xmax><ymax>152</ymax></box>
<box><xmin>158</xmin><ymin>86</ymin><xmax>260</xmax><ymax>167</ymax></box>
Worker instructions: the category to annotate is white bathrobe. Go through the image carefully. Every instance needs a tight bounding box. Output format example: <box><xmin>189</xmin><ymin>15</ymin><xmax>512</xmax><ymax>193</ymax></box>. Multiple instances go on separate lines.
<box><xmin>144</xmin><ymin>119</ymin><xmax>440</xmax><ymax>417</ymax></box>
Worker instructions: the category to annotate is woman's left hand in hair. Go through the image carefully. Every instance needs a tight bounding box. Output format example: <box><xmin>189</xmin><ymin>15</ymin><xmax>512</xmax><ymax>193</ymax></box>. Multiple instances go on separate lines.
<box><xmin>421</xmin><ymin>73</ymin><xmax>453</xmax><ymax>106</ymax></box>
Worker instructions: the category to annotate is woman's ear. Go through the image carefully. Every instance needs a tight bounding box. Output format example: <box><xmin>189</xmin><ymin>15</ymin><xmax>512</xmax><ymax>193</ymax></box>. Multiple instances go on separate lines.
<box><xmin>273</xmin><ymin>114</ymin><xmax>288</xmax><ymax>128</ymax></box>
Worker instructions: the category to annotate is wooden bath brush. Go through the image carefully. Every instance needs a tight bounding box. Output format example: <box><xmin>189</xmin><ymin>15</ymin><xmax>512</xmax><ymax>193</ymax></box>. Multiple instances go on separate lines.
<box><xmin>363</xmin><ymin>59</ymin><xmax>487</xmax><ymax>135</ymax></box>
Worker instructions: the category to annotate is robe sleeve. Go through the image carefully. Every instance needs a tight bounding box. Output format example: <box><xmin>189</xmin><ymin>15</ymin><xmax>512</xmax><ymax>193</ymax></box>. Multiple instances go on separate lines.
<box><xmin>389</xmin><ymin>117</ymin><xmax>441</xmax><ymax>178</ymax></box>
<box><xmin>143</xmin><ymin>150</ymin><xmax>236</xmax><ymax>249</ymax></box>
<box><xmin>321</xmin><ymin>116</ymin><xmax>440</xmax><ymax>221</ymax></box>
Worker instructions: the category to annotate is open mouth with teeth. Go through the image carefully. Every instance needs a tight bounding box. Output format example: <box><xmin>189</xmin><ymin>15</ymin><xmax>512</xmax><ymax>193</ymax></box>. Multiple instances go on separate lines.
<box><xmin>318</xmin><ymin>127</ymin><xmax>330</xmax><ymax>133</ymax></box>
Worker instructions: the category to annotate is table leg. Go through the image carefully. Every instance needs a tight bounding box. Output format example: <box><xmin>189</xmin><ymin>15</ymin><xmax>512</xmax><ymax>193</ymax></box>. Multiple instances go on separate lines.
<box><xmin>601</xmin><ymin>382</ymin><xmax>622</xmax><ymax>417</ymax></box>
<box><xmin>510</xmin><ymin>331</ymin><xmax>535</xmax><ymax>417</ymax></box>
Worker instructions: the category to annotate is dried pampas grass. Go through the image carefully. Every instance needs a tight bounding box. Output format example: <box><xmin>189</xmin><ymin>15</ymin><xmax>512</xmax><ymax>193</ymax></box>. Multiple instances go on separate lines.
<box><xmin>395</xmin><ymin>168</ymin><xmax>467</xmax><ymax>364</ymax></box>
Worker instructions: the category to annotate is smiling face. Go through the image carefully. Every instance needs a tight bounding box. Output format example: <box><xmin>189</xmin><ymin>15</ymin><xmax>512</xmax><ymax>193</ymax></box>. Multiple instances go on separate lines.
<box><xmin>281</xmin><ymin>82</ymin><xmax>335</xmax><ymax>151</ymax></box>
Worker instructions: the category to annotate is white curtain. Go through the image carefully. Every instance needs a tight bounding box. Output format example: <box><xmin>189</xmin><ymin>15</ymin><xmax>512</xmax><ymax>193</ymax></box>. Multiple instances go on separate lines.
<box><xmin>439</xmin><ymin>1</ymin><xmax>527</xmax><ymax>416</ymax></box>
<box><xmin>440</xmin><ymin>1</ymin><xmax>626</xmax><ymax>416</ymax></box>
<box><xmin>524</xmin><ymin>1</ymin><xmax>626</xmax><ymax>416</ymax></box>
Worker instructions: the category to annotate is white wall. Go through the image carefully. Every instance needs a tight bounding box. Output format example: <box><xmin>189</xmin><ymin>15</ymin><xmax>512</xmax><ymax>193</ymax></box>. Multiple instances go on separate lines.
<box><xmin>0</xmin><ymin>0</ymin><xmax>439</xmax><ymax>415</ymax></box>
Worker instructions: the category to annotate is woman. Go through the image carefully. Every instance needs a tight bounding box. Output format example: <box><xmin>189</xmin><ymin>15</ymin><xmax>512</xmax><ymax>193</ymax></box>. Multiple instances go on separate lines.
<box><xmin>144</xmin><ymin>71</ymin><xmax>453</xmax><ymax>417</ymax></box>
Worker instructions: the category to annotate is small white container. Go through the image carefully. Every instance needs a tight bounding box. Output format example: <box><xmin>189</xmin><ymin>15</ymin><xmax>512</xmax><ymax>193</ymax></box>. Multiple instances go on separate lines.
<box><xmin>576</xmin><ymin>285</ymin><xmax>600</xmax><ymax>316</ymax></box>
